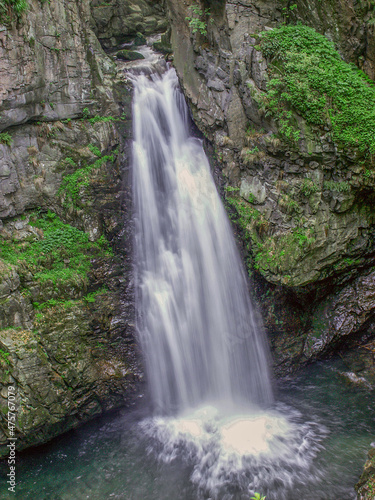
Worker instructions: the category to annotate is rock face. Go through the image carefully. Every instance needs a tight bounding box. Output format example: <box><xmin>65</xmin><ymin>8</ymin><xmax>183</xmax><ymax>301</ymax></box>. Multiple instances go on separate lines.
<box><xmin>356</xmin><ymin>448</ymin><xmax>375</xmax><ymax>500</ymax></box>
<box><xmin>0</xmin><ymin>0</ymin><xmax>141</xmax><ymax>456</ymax></box>
<box><xmin>165</xmin><ymin>0</ymin><xmax>375</xmax><ymax>375</ymax></box>
<box><xmin>90</xmin><ymin>0</ymin><xmax>168</xmax><ymax>48</ymax></box>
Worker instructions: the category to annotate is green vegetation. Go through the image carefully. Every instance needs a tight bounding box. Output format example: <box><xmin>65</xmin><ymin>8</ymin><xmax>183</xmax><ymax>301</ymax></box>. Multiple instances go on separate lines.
<box><xmin>0</xmin><ymin>210</ymin><xmax>112</xmax><ymax>288</ymax></box>
<box><xmin>82</xmin><ymin>107</ymin><xmax>90</xmax><ymax>120</ymax></box>
<box><xmin>0</xmin><ymin>0</ymin><xmax>27</xmax><ymax>23</ymax></box>
<box><xmin>258</xmin><ymin>25</ymin><xmax>375</xmax><ymax>156</ymax></box>
<box><xmin>58</xmin><ymin>154</ymin><xmax>114</xmax><ymax>209</ymax></box>
<box><xmin>226</xmin><ymin>192</ymin><xmax>315</xmax><ymax>281</ymax></box>
<box><xmin>253</xmin><ymin>226</ymin><xmax>315</xmax><ymax>276</ymax></box>
<box><xmin>186</xmin><ymin>4</ymin><xmax>212</xmax><ymax>36</ymax></box>
<box><xmin>33</xmin><ymin>298</ymin><xmax>75</xmax><ymax>310</ymax></box>
<box><xmin>0</xmin><ymin>348</ymin><xmax>10</xmax><ymax>366</ymax></box>
<box><xmin>323</xmin><ymin>180</ymin><xmax>351</xmax><ymax>193</ymax></box>
<box><xmin>0</xmin><ymin>132</ymin><xmax>12</xmax><ymax>146</ymax></box>
<box><xmin>301</xmin><ymin>178</ymin><xmax>320</xmax><ymax>197</ymax></box>
<box><xmin>82</xmin><ymin>107</ymin><xmax>117</xmax><ymax>124</ymax></box>
<box><xmin>88</xmin><ymin>144</ymin><xmax>102</xmax><ymax>157</ymax></box>
<box><xmin>88</xmin><ymin>115</ymin><xmax>116</xmax><ymax>124</ymax></box>
<box><xmin>251</xmin><ymin>494</ymin><xmax>266</xmax><ymax>500</ymax></box>
<box><xmin>279</xmin><ymin>193</ymin><xmax>301</xmax><ymax>215</ymax></box>
<box><xmin>83</xmin><ymin>287</ymin><xmax>108</xmax><ymax>303</ymax></box>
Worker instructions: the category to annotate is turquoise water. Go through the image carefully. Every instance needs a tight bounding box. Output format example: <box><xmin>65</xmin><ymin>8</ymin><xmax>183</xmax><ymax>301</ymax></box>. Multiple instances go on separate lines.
<box><xmin>1</xmin><ymin>359</ymin><xmax>374</xmax><ymax>500</ymax></box>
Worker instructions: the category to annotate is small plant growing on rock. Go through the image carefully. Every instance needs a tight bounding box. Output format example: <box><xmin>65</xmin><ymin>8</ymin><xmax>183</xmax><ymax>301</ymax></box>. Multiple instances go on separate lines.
<box><xmin>186</xmin><ymin>4</ymin><xmax>212</xmax><ymax>36</ymax></box>
<box><xmin>251</xmin><ymin>493</ymin><xmax>266</xmax><ymax>500</ymax></box>
<box><xmin>0</xmin><ymin>0</ymin><xmax>27</xmax><ymax>23</ymax></box>
<box><xmin>0</xmin><ymin>132</ymin><xmax>12</xmax><ymax>146</ymax></box>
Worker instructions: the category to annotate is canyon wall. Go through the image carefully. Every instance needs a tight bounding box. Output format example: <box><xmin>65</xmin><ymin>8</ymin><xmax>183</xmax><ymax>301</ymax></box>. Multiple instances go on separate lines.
<box><xmin>0</xmin><ymin>0</ymin><xmax>142</xmax><ymax>456</ymax></box>
<box><xmin>165</xmin><ymin>0</ymin><xmax>375</xmax><ymax>378</ymax></box>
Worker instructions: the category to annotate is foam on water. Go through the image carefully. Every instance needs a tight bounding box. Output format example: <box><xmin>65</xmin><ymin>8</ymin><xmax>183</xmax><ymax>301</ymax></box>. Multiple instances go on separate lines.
<box><xmin>139</xmin><ymin>404</ymin><xmax>328</xmax><ymax>499</ymax></box>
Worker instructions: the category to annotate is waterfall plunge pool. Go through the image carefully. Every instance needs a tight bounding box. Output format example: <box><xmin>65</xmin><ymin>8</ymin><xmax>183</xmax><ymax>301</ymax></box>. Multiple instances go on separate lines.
<box><xmin>0</xmin><ymin>359</ymin><xmax>373</xmax><ymax>499</ymax></box>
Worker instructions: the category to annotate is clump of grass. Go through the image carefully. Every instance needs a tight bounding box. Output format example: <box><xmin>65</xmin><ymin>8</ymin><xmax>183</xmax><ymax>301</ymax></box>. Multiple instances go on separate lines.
<box><xmin>0</xmin><ymin>0</ymin><xmax>27</xmax><ymax>23</ymax></box>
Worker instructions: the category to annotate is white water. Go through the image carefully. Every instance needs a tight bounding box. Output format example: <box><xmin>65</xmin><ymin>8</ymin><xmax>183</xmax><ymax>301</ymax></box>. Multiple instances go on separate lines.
<box><xmin>131</xmin><ymin>67</ymin><xmax>326</xmax><ymax>498</ymax></box>
<box><xmin>133</xmin><ymin>68</ymin><xmax>273</xmax><ymax>414</ymax></box>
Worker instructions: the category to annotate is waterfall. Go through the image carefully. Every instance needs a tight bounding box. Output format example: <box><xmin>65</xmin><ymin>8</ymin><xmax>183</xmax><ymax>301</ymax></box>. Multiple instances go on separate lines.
<box><xmin>132</xmin><ymin>67</ymin><xmax>273</xmax><ymax>414</ymax></box>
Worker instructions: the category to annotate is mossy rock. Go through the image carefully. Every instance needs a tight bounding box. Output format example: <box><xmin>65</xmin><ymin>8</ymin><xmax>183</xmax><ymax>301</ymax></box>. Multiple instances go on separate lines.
<box><xmin>116</xmin><ymin>50</ymin><xmax>145</xmax><ymax>61</ymax></box>
<box><xmin>153</xmin><ymin>41</ymin><xmax>173</xmax><ymax>55</ymax></box>
<box><xmin>133</xmin><ymin>32</ymin><xmax>147</xmax><ymax>46</ymax></box>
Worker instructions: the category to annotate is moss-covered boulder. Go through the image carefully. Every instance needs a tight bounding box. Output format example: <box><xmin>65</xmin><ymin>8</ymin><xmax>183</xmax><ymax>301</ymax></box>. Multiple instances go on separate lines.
<box><xmin>116</xmin><ymin>49</ymin><xmax>145</xmax><ymax>61</ymax></box>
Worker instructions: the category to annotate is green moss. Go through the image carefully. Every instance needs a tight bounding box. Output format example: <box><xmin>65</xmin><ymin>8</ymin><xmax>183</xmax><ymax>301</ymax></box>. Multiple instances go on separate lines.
<box><xmin>116</xmin><ymin>50</ymin><xmax>145</xmax><ymax>62</ymax></box>
<box><xmin>254</xmin><ymin>227</ymin><xmax>316</xmax><ymax>277</ymax></box>
<box><xmin>58</xmin><ymin>154</ymin><xmax>114</xmax><ymax>209</ymax></box>
<box><xmin>0</xmin><ymin>210</ymin><xmax>111</xmax><ymax>287</ymax></box>
<box><xmin>259</xmin><ymin>25</ymin><xmax>375</xmax><ymax>157</ymax></box>
<box><xmin>226</xmin><ymin>192</ymin><xmax>317</xmax><ymax>282</ymax></box>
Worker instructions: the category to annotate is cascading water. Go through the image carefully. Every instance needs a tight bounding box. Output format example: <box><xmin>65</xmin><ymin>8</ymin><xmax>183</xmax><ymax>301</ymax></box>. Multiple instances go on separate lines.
<box><xmin>133</xmin><ymin>68</ymin><xmax>273</xmax><ymax>414</ymax></box>
<box><xmin>131</xmin><ymin>66</ymin><xmax>327</xmax><ymax>499</ymax></box>
<box><xmin>0</xmin><ymin>58</ymin><xmax>368</xmax><ymax>500</ymax></box>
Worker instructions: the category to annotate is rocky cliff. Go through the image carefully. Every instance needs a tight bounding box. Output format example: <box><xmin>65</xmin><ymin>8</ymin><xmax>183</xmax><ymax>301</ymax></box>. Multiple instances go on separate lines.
<box><xmin>90</xmin><ymin>0</ymin><xmax>167</xmax><ymax>48</ymax></box>
<box><xmin>1</xmin><ymin>1</ymin><xmax>374</xmax><ymax>488</ymax></box>
<box><xmin>165</xmin><ymin>0</ymin><xmax>375</xmax><ymax>382</ymax></box>
<box><xmin>0</xmin><ymin>0</ymin><xmax>144</xmax><ymax>457</ymax></box>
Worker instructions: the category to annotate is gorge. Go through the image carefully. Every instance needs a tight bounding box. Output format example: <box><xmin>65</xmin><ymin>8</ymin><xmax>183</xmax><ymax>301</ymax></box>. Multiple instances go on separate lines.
<box><xmin>0</xmin><ymin>0</ymin><xmax>375</xmax><ymax>498</ymax></box>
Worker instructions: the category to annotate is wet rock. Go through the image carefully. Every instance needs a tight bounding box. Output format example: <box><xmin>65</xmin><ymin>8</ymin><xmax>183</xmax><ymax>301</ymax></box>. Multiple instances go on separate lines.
<box><xmin>116</xmin><ymin>49</ymin><xmax>145</xmax><ymax>61</ymax></box>
<box><xmin>0</xmin><ymin>0</ymin><xmax>139</xmax><ymax>457</ymax></box>
<box><xmin>90</xmin><ymin>0</ymin><xmax>167</xmax><ymax>49</ymax></box>
<box><xmin>240</xmin><ymin>176</ymin><xmax>267</xmax><ymax>204</ymax></box>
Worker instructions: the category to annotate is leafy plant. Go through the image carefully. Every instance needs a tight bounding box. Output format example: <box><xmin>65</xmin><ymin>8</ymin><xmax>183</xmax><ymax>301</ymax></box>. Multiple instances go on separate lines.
<box><xmin>58</xmin><ymin>154</ymin><xmax>114</xmax><ymax>209</ymax></box>
<box><xmin>301</xmin><ymin>178</ymin><xmax>320</xmax><ymax>197</ymax></box>
<box><xmin>259</xmin><ymin>25</ymin><xmax>375</xmax><ymax>156</ymax></box>
<box><xmin>82</xmin><ymin>107</ymin><xmax>90</xmax><ymax>119</ymax></box>
<box><xmin>0</xmin><ymin>132</ymin><xmax>12</xmax><ymax>146</ymax></box>
<box><xmin>251</xmin><ymin>494</ymin><xmax>266</xmax><ymax>500</ymax></box>
<box><xmin>186</xmin><ymin>4</ymin><xmax>212</xmax><ymax>36</ymax></box>
<box><xmin>0</xmin><ymin>349</ymin><xmax>10</xmax><ymax>366</ymax></box>
<box><xmin>87</xmin><ymin>115</ymin><xmax>116</xmax><ymax>124</ymax></box>
<box><xmin>83</xmin><ymin>287</ymin><xmax>108</xmax><ymax>303</ymax></box>
<box><xmin>0</xmin><ymin>210</ymin><xmax>112</xmax><ymax>288</ymax></box>
<box><xmin>323</xmin><ymin>180</ymin><xmax>350</xmax><ymax>193</ymax></box>
<box><xmin>88</xmin><ymin>144</ymin><xmax>102</xmax><ymax>157</ymax></box>
<box><xmin>0</xmin><ymin>0</ymin><xmax>27</xmax><ymax>23</ymax></box>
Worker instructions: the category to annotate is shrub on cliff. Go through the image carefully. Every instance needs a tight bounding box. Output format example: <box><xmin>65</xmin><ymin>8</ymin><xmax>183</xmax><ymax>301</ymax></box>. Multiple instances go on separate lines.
<box><xmin>258</xmin><ymin>25</ymin><xmax>375</xmax><ymax>158</ymax></box>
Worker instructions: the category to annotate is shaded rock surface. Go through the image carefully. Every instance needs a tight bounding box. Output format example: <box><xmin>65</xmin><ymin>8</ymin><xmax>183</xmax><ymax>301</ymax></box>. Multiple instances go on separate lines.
<box><xmin>0</xmin><ymin>0</ymin><xmax>140</xmax><ymax>457</ymax></box>
<box><xmin>90</xmin><ymin>0</ymin><xmax>168</xmax><ymax>48</ymax></box>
